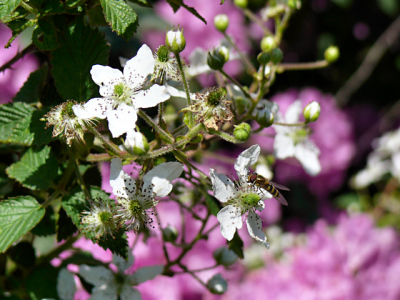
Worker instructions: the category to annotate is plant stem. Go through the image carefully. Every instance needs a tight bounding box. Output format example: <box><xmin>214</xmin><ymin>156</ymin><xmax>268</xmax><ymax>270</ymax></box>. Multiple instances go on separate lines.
<box><xmin>223</xmin><ymin>32</ymin><xmax>256</xmax><ymax>74</ymax></box>
<box><xmin>276</xmin><ymin>60</ymin><xmax>328</xmax><ymax>72</ymax></box>
<box><xmin>87</xmin><ymin>126</ymin><xmax>122</xmax><ymax>156</ymax></box>
<box><xmin>0</xmin><ymin>44</ymin><xmax>36</xmax><ymax>72</ymax></box>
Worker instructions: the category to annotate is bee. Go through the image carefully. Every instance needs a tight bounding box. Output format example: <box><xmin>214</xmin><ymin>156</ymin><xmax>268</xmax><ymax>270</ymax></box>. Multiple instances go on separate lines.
<box><xmin>247</xmin><ymin>173</ymin><xmax>289</xmax><ymax>206</ymax></box>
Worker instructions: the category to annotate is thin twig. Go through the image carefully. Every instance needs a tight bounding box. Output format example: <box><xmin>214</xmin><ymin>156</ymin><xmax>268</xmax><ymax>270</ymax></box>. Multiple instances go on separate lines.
<box><xmin>335</xmin><ymin>15</ymin><xmax>400</xmax><ymax>106</ymax></box>
<box><xmin>0</xmin><ymin>44</ymin><xmax>36</xmax><ymax>73</ymax></box>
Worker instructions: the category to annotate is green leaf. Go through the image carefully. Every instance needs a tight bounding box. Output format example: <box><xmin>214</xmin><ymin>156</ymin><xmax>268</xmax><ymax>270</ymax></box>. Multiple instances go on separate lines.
<box><xmin>8</xmin><ymin>241</ymin><xmax>36</xmax><ymax>268</ymax></box>
<box><xmin>228</xmin><ymin>232</ymin><xmax>244</xmax><ymax>259</ymax></box>
<box><xmin>87</xmin><ymin>4</ymin><xmax>108</xmax><ymax>27</ymax></box>
<box><xmin>127</xmin><ymin>0</ymin><xmax>152</xmax><ymax>8</ymax></box>
<box><xmin>57</xmin><ymin>207</ymin><xmax>77</xmax><ymax>242</ymax></box>
<box><xmin>32</xmin><ymin>18</ymin><xmax>60</xmax><ymax>51</ymax></box>
<box><xmin>0</xmin><ymin>196</ymin><xmax>45</xmax><ymax>253</ymax></box>
<box><xmin>205</xmin><ymin>194</ymin><xmax>221</xmax><ymax>216</ymax></box>
<box><xmin>13</xmin><ymin>65</ymin><xmax>48</xmax><ymax>104</ymax></box>
<box><xmin>6</xmin><ymin>146</ymin><xmax>58</xmax><ymax>190</ymax></box>
<box><xmin>166</xmin><ymin>0</ymin><xmax>206</xmax><ymax>24</ymax></box>
<box><xmin>0</xmin><ymin>0</ymin><xmax>22</xmax><ymax>21</ymax></box>
<box><xmin>99</xmin><ymin>0</ymin><xmax>138</xmax><ymax>40</ymax></box>
<box><xmin>25</xmin><ymin>264</ymin><xmax>58</xmax><ymax>299</ymax></box>
<box><xmin>0</xmin><ymin>163</ymin><xmax>14</xmax><ymax>196</ymax></box>
<box><xmin>31</xmin><ymin>206</ymin><xmax>56</xmax><ymax>236</ymax></box>
<box><xmin>0</xmin><ymin>102</ymin><xmax>52</xmax><ymax>146</ymax></box>
<box><xmin>51</xmin><ymin>17</ymin><xmax>110</xmax><ymax>102</ymax></box>
<box><xmin>62</xmin><ymin>186</ymin><xmax>128</xmax><ymax>258</ymax></box>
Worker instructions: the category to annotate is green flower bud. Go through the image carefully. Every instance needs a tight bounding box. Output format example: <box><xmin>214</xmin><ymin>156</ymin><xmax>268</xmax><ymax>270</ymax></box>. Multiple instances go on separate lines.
<box><xmin>207</xmin><ymin>49</ymin><xmax>226</xmax><ymax>70</ymax></box>
<box><xmin>214</xmin><ymin>14</ymin><xmax>229</xmax><ymax>32</ymax></box>
<box><xmin>206</xmin><ymin>274</ymin><xmax>228</xmax><ymax>295</ymax></box>
<box><xmin>162</xmin><ymin>225</ymin><xmax>178</xmax><ymax>242</ymax></box>
<box><xmin>133</xmin><ymin>136</ymin><xmax>149</xmax><ymax>155</ymax></box>
<box><xmin>234</xmin><ymin>0</ymin><xmax>247</xmax><ymax>9</ymax></box>
<box><xmin>287</xmin><ymin>0</ymin><xmax>300</xmax><ymax>9</ymax></box>
<box><xmin>324</xmin><ymin>46</ymin><xmax>340</xmax><ymax>63</ymax></box>
<box><xmin>165</xmin><ymin>28</ymin><xmax>186</xmax><ymax>53</ymax></box>
<box><xmin>257</xmin><ymin>51</ymin><xmax>271</xmax><ymax>65</ymax></box>
<box><xmin>303</xmin><ymin>101</ymin><xmax>320</xmax><ymax>123</ymax></box>
<box><xmin>254</xmin><ymin>106</ymin><xmax>274</xmax><ymax>128</ymax></box>
<box><xmin>213</xmin><ymin>247</ymin><xmax>238</xmax><ymax>266</ymax></box>
<box><xmin>270</xmin><ymin>47</ymin><xmax>283</xmax><ymax>64</ymax></box>
<box><xmin>234</xmin><ymin>122</ymin><xmax>251</xmax><ymax>141</ymax></box>
<box><xmin>260</xmin><ymin>36</ymin><xmax>276</xmax><ymax>52</ymax></box>
<box><xmin>125</xmin><ymin>131</ymin><xmax>149</xmax><ymax>156</ymax></box>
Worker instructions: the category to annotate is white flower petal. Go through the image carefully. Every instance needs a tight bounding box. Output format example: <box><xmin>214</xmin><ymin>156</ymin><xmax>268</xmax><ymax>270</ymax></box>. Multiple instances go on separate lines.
<box><xmin>217</xmin><ymin>205</ymin><xmax>242</xmax><ymax>241</ymax></box>
<box><xmin>79</xmin><ymin>265</ymin><xmax>113</xmax><ymax>286</ymax></box>
<box><xmin>125</xmin><ymin>130</ymin><xmax>145</xmax><ymax>151</ymax></box>
<box><xmin>112</xmin><ymin>253</ymin><xmax>134</xmax><ymax>273</ymax></box>
<box><xmin>295</xmin><ymin>141</ymin><xmax>321</xmax><ymax>176</ymax></box>
<box><xmin>107</xmin><ymin>104</ymin><xmax>138</xmax><ymax>138</ymax></box>
<box><xmin>57</xmin><ymin>269</ymin><xmax>76</xmax><ymax>300</ymax></box>
<box><xmin>234</xmin><ymin>145</ymin><xmax>261</xmax><ymax>178</ymax></box>
<box><xmin>124</xmin><ymin>44</ymin><xmax>155</xmax><ymax>89</ymax></box>
<box><xmin>91</xmin><ymin>285</ymin><xmax>118</xmax><ymax>300</ymax></box>
<box><xmin>110</xmin><ymin>158</ymin><xmax>136</xmax><ymax>198</ymax></box>
<box><xmin>274</xmin><ymin>134</ymin><xmax>295</xmax><ymax>159</ymax></box>
<box><xmin>129</xmin><ymin>265</ymin><xmax>163</xmax><ymax>285</ymax></box>
<box><xmin>120</xmin><ymin>286</ymin><xmax>142</xmax><ymax>300</ymax></box>
<box><xmin>142</xmin><ymin>162</ymin><xmax>183</xmax><ymax>197</ymax></box>
<box><xmin>210</xmin><ymin>169</ymin><xmax>236</xmax><ymax>203</ymax></box>
<box><xmin>284</xmin><ymin>100</ymin><xmax>302</xmax><ymax>123</ymax></box>
<box><xmin>132</xmin><ymin>85</ymin><xmax>170</xmax><ymax>109</ymax></box>
<box><xmin>91</xmin><ymin>65</ymin><xmax>124</xmax><ymax>97</ymax></box>
<box><xmin>246</xmin><ymin>211</ymin><xmax>269</xmax><ymax>248</ymax></box>
<box><xmin>73</xmin><ymin>98</ymin><xmax>113</xmax><ymax>119</ymax></box>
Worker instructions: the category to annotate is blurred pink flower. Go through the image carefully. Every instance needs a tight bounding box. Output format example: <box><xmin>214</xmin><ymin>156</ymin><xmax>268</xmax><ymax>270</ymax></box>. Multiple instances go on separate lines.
<box><xmin>217</xmin><ymin>213</ymin><xmax>400</xmax><ymax>300</ymax></box>
<box><xmin>0</xmin><ymin>24</ymin><xmax>38</xmax><ymax>104</ymax></box>
<box><xmin>252</xmin><ymin>88</ymin><xmax>356</xmax><ymax>198</ymax></box>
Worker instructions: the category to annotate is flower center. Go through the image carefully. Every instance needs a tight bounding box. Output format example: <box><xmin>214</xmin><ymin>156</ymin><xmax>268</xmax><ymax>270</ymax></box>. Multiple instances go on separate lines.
<box><xmin>63</xmin><ymin>101</ymin><xmax>76</xmax><ymax>119</ymax></box>
<box><xmin>291</xmin><ymin>128</ymin><xmax>308</xmax><ymax>144</ymax></box>
<box><xmin>113</xmin><ymin>83</ymin><xmax>131</xmax><ymax>104</ymax></box>
<box><xmin>241</xmin><ymin>193</ymin><xmax>261</xmax><ymax>207</ymax></box>
<box><xmin>207</xmin><ymin>88</ymin><xmax>226</xmax><ymax>107</ymax></box>
<box><xmin>98</xmin><ymin>211</ymin><xmax>113</xmax><ymax>225</ymax></box>
<box><xmin>157</xmin><ymin>45</ymin><xmax>170</xmax><ymax>62</ymax></box>
<box><xmin>129</xmin><ymin>200</ymin><xmax>142</xmax><ymax>216</ymax></box>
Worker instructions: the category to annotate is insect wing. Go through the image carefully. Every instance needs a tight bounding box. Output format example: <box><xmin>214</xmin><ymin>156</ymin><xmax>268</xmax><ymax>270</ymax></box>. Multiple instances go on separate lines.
<box><xmin>269</xmin><ymin>181</ymin><xmax>290</xmax><ymax>191</ymax></box>
<box><xmin>274</xmin><ymin>193</ymin><xmax>288</xmax><ymax>206</ymax></box>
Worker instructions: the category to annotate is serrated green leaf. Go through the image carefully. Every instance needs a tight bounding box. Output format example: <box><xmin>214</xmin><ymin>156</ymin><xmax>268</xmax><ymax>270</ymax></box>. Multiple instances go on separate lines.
<box><xmin>228</xmin><ymin>232</ymin><xmax>244</xmax><ymax>259</ymax></box>
<box><xmin>6</xmin><ymin>146</ymin><xmax>58</xmax><ymax>190</ymax></box>
<box><xmin>51</xmin><ymin>17</ymin><xmax>110</xmax><ymax>102</ymax></box>
<box><xmin>0</xmin><ymin>196</ymin><xmax>45</xmax><ymax>253</ymax></box>
<box><xmin>166</xmin><ymin>0</ymin><xmax>206</xmax><ymax>24</ymax></box>
<box><xmin>0</xmin><ymin>102</ymin><xmax>51</xmax><ymax>146</ymax></box>
<box><xmin>99</xmin><ymin>0</ymin><xmax>138</xmax><ymax>40</ymax></box>
<box><xmin>127</xmin><ymin>0</ymin><xmax>152</xmax><ymax>8</ymax></box>
<box><xmin>13</xmin><ymin>65</ymin><xmax>48</xmax><ymax>104</ymax></box>
<box><xmin>62</xmin><ymin>186</ymin><xmax>128</xmax><ymax>258</ymax></box>
<box><xmin>205</xmin><ymin>194</ymin><xmax>221</xmax><ymax>216</ymax></box>
<box><xmin>0</xmin><ymin>0</ymin><xmax>22</xmax><ymax>21</ymax></box>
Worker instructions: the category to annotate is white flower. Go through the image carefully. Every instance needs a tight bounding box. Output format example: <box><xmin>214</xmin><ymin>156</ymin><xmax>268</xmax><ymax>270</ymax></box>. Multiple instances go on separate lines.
<box><xmin>352</xmin><ymin>127</ymin><xmax>400</xmax><ymax>188</ymax></box>
<box><xmin>81</xmin><ymin>198</ymin><xmax>117</xmax><ymax>239</ymax></box>
<box><xmin>273</xmin><ymin>100</ymin><xmax>321</xmax><ymax>176</ymax></box>
<box><xmin>57</xmin><ymin>268</ymin><xmax>76</xmax><ymax>300</ymax></box>
<box><xmin>110</xmin><ymin>158</ymin><xmax>183</xmax><ymax>233</ymax></box>
<box><xmin>79</xmin><ymin>253</ymin><xmax>163</xmax><ymax>300</ymax></box>
<box><xmin>44</xmin><ymin>100</ymin><xmax>95</xmax><ymax>145</ymax></box>
<box><xmin>73</xmin><ymin>44</ymin><xmax>170</xmax><ymax>138</ymax></box>
<box><xmin>210</xmin><ymin>144</ymin><xmax>272</xmax><ymax>248</ymax></box>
